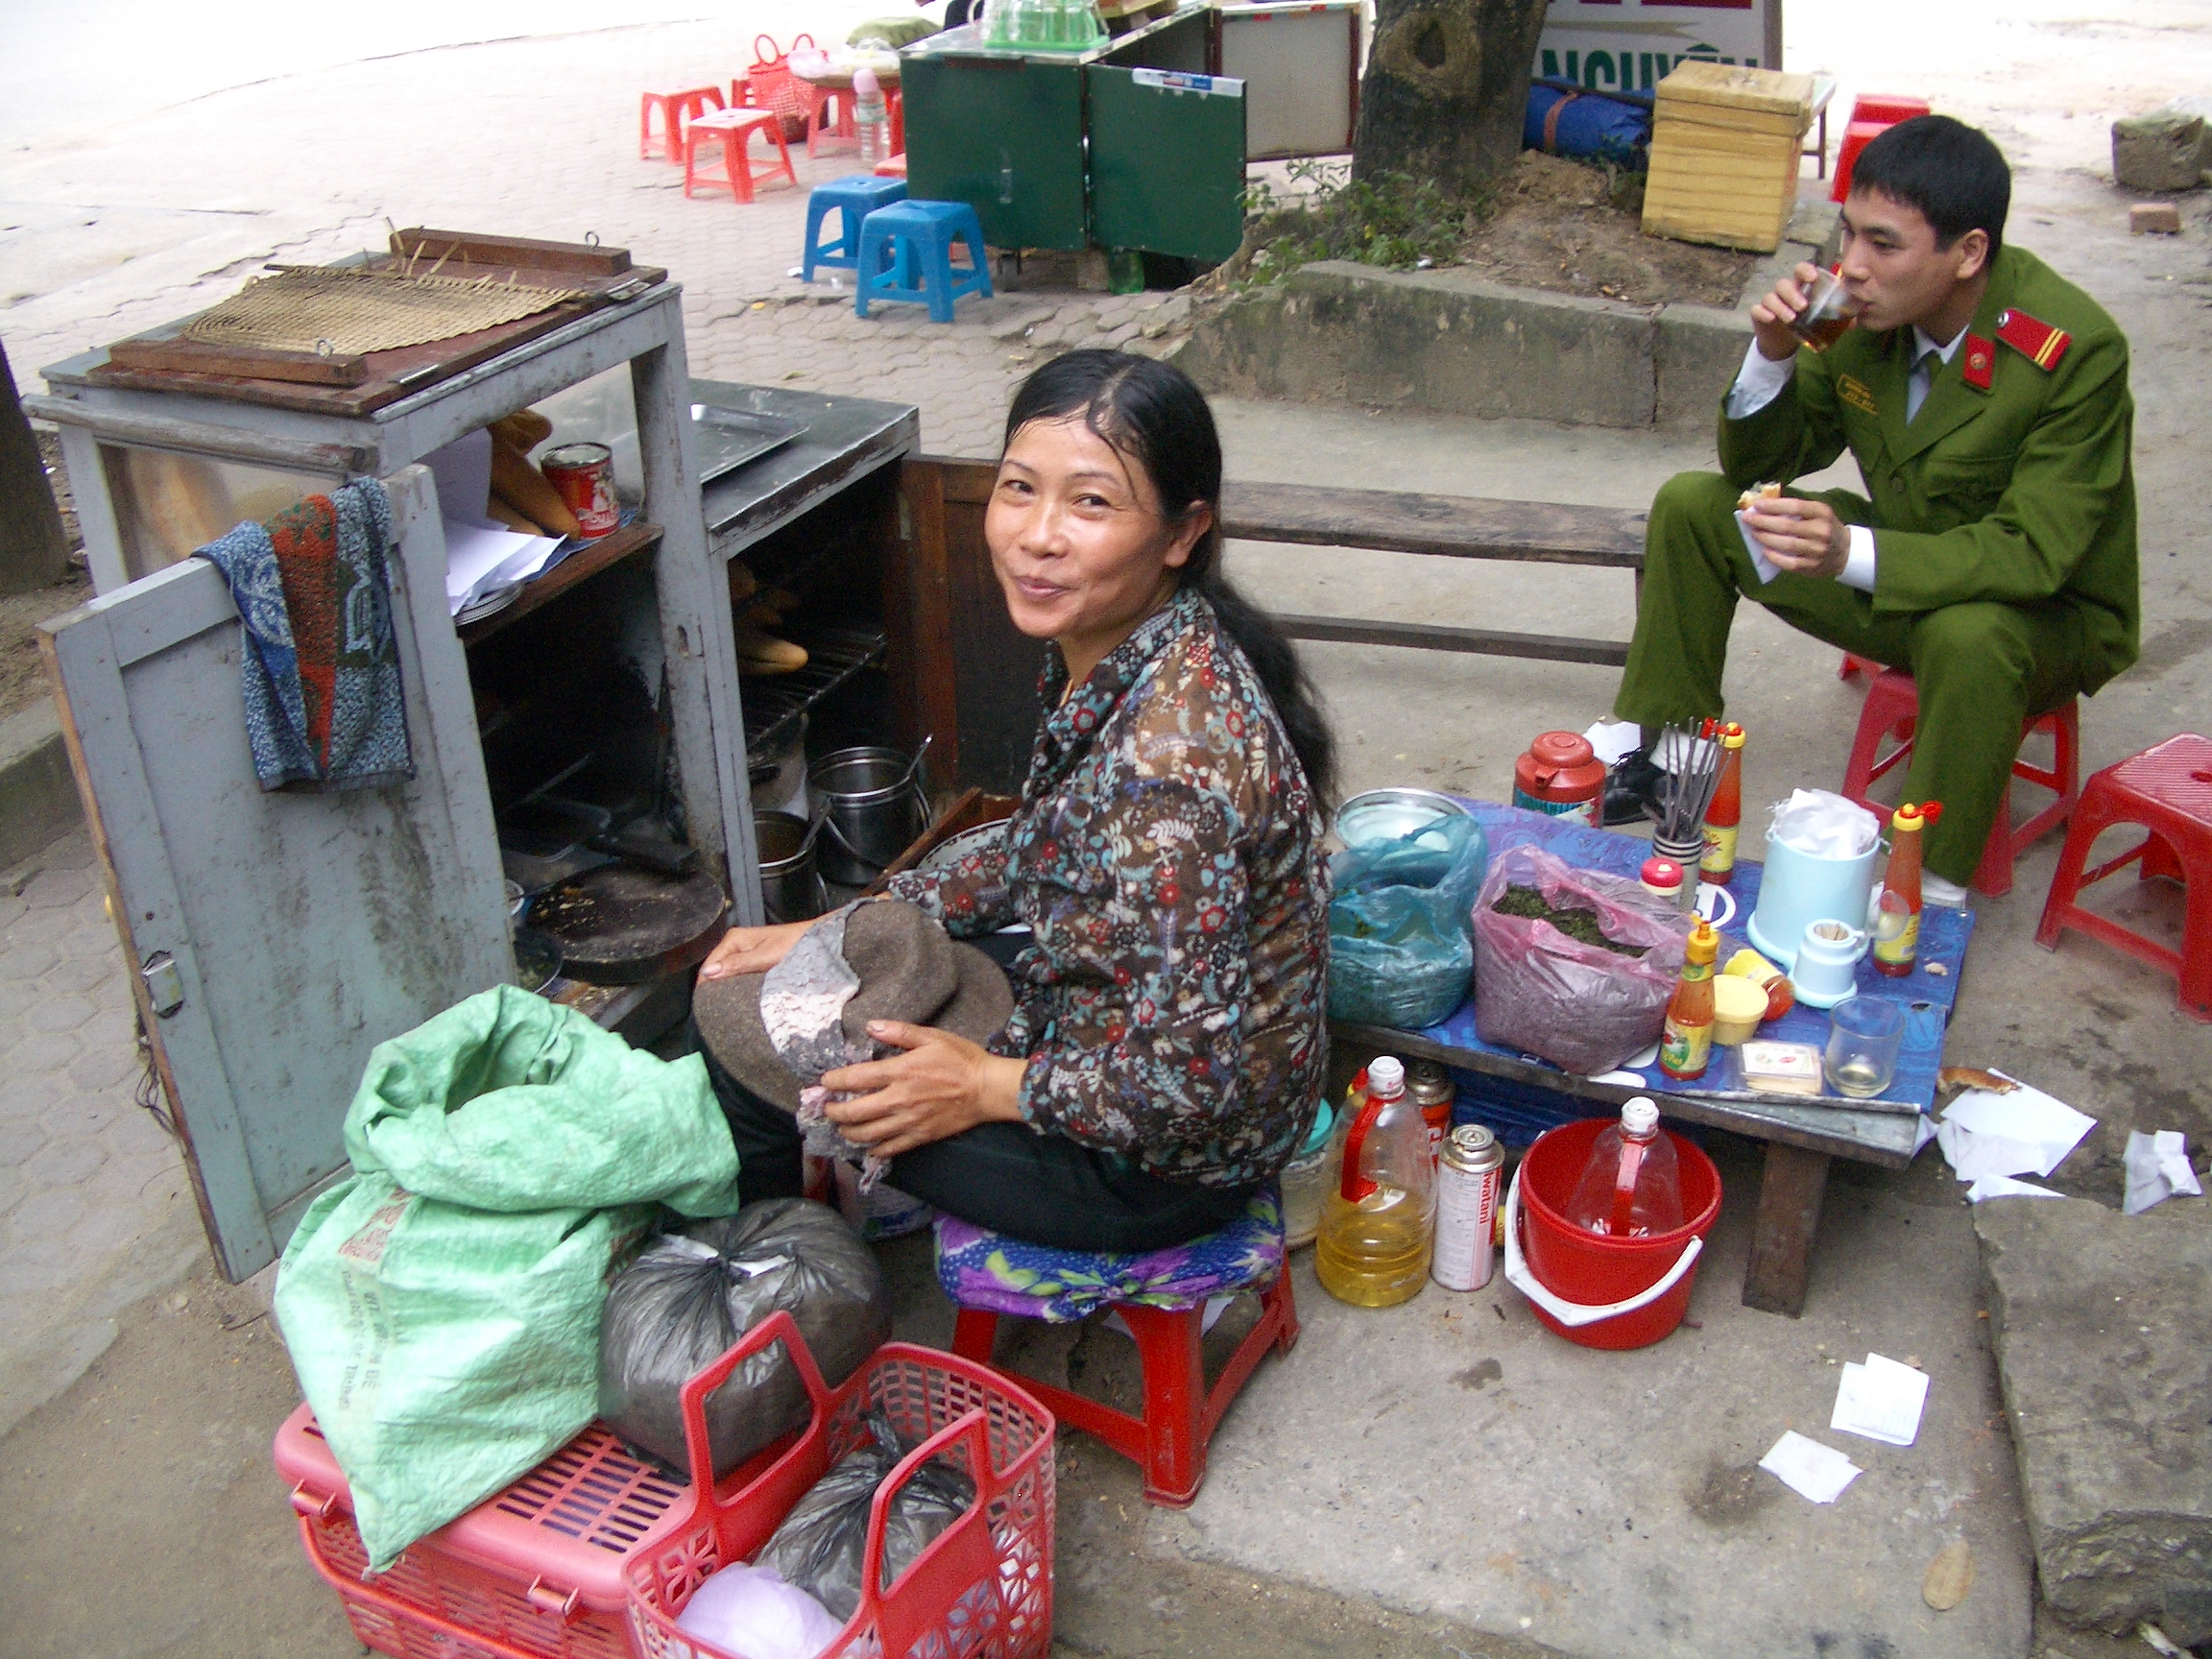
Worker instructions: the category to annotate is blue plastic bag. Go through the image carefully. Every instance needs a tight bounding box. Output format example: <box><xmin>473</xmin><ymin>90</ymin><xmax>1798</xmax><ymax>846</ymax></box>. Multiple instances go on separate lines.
<box><xmin>1327</xmin><ymin>813</ymin><xmax>1489</xmax><ymax>1029</ymax></box>
<box><xmin>1525</xmin><ymin>84</ymin><xmax>1651</xmax><ymax>166</ymax></box>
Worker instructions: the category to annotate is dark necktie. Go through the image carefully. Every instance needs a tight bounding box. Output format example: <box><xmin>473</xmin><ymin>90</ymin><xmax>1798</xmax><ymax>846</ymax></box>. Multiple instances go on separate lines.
<box><xmin>1908</xmin><ymin>346</ymin><xmax>1940</xmax><ymax>421</ymax></box>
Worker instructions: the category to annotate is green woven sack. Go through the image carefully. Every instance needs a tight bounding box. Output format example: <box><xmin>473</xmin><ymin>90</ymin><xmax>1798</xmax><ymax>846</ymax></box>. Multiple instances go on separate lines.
<box><xmin>849</xmin><ymin>15</ymin><xmax>937</xmax><ymax>47</ymax></box>
<box><xmin>275</xmin><ymin>985</ymin><xmax>741</xmax><ymax>1569</ymax></box>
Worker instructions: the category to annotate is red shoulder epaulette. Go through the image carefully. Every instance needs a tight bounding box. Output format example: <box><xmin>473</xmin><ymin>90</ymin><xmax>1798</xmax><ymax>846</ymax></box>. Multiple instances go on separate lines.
<box><xmin>1995</xmin><ymin>308</ymin><xmax>2071</xmax><ymax>372</ymax></box>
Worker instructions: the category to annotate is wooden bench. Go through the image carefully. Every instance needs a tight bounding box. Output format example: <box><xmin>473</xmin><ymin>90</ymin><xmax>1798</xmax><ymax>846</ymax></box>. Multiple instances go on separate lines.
<box><xmin>1218</xmin><ymin>480</ymin><xmax>1649</xmax><ymax>666</ymax></box>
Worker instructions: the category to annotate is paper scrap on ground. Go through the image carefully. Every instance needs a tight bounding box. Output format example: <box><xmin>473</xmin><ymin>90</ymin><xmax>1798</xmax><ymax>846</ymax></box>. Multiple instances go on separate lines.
<box><xmin>2123</xmin><ymin>1130</ymin><xmax>2202</xmax><ymax>1215</ymax></box>
<box><xmin>1759</xmin><ymin>1430</ymin><xmax>1862</xmax><ymax>1503</ymax></box>
<box><xmin>1735</xmin><ymin>510</ymin><xmax>1783</xmax><ymax>585</ymax></box>
<box><xmin>1966</xmin><ymin>1172</ymin><xmax>2062</xmax><ymax>1202</ymax></box>
<box><xmin>1105</xmin><ymin>1295</ymin><xmax>1233</xmax><ymax>1341</ymax></box>
<box><xmin>1936</xmin><ymin>1072</ymin><xmax>2097</xmax><ymax>1181</ymax></box>
<box><xmin>1830</xmin><ymin>1353</ymin><xmax>1929</xmax><ymax>1447</ymax></box>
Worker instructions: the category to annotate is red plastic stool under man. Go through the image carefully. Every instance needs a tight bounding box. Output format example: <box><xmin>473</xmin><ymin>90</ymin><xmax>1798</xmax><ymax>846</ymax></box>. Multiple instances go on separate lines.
<box><xmin>1839</xmin><ymin>665</ymin><xmax>2080</xmax><ymax>898</ymax></box>
<box><xmin>639</xmin><ymin>84</ymin><xmax>726</xmax><ymax>163</ymax></box>
<box><xmin>1830</xmin><ymin>94</ymin><xmax>1932</xmax><ymax>202</ymax></box>
<box><xmin>683</xmin><ymin>108</ymin><xmax>798</xmax><ymax>204</ymax></box>
<box><xmin>2035</xmin><ymin>733</ymin><xmax>2212</xmax><ymax>1022</ymax></box>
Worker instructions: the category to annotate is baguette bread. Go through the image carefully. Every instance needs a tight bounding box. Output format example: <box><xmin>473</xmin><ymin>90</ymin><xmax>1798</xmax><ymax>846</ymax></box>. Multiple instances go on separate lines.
<box><xmin>1738</xmin><ymin>482</ymin><xmax>1783</xmax><ymax>513</ymax></box>
<box><xmin>489</xmin><ymin>432</ymin><xmax>581</xmax><ymax>539</ymax></box>
<box><xmin>484</xmin><ymin>494</ymin><xmax>547</xmax><ymax>536</ymax></box>
<box><xmin>491</xmin><ymin>409</ymin><xmax>554</xmax><ymax>452</ymax></box>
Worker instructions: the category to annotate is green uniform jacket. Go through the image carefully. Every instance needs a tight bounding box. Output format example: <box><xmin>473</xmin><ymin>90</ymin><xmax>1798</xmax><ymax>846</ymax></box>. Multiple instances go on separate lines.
<box><xmin>1717</xmin><ymin>246</ymin><xmax>2139</xmax><ymax>694</ymax></box>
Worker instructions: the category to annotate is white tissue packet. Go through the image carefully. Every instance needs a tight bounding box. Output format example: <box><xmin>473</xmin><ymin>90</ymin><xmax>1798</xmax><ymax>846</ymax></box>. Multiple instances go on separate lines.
<box><xmin>1768</xmin><ymin>789</ymin><xmax>1882</xmax><ymax>859</ymax></box>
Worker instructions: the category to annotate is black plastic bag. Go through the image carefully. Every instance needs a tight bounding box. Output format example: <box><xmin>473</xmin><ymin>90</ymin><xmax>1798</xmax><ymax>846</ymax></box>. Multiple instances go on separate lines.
<box><xmin>757</xmin><ymin>1409</ymin><xmax>976</xmax><ymax>1623</ymax></box>
<box><xmin>598</xmin><ymin>1198</ymin><xmax>892</xmax><ymax>1479</ymax></box>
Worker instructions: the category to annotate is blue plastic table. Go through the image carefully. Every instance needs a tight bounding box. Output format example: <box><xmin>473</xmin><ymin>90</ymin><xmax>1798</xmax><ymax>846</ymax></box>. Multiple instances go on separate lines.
<box><xmin>1329</xmin><ymin>800</ymin><xmax>1976</xmax><ymax>1316</ymax></box>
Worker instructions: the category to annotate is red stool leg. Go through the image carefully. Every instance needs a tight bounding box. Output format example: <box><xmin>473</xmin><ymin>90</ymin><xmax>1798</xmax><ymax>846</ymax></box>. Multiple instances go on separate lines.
<box><xmin>683</xmin><ymin>128</ymin><xmax>705</xmax><ymax>198</ymax></box>
<box><xmin>2179</xmin><ymin>847</ymin><xmax>2212</xmax><ymax>1019</ymax></box>
<box><xmin>1972</xmin><ymin>780</ymin><xmax>2017</xmax><ymax>898</ymax></box>
<box><xmin>729</xmin><ymin>123</ymin><xmax>756</xmax><ymax>204</ymax></box>
<box><xmin>640</xmin><ymin>93</ymin><xmax>658</xmax><ymax>160</ymax></box>
<box><xmin>950</xmin><ymin>1309</ymin><xmax>999</xmax><ymax>1365</ymax></box>
<box><xmin>1118</xmin><ymin>1304</ymin><xmax>1208</xmax><ymax>1507</ymax></box>
<box><xmin>767</xmin><ymin>119</ymin><xmax>797</xmax><ymax>188</ymax></box>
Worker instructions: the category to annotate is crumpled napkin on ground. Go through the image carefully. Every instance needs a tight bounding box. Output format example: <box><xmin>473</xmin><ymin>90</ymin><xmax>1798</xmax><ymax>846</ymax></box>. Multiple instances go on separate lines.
<box><xmin>2123</xmin><ymin>1130</ymin><xmax>2202</xmax><ymax>1215</ymax></box>
<box><xmin>1935</xmin><ymin>1073</ymin><xmax>2096</xmax><ymax>1182</ymax></box>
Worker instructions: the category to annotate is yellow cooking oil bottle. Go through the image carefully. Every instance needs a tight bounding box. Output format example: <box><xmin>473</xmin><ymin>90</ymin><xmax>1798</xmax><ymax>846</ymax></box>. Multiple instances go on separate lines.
<box><xmin>1315</xmin><ymin>1056</ymin><xmax>1437</xmax><ymax>1307</ymax></box>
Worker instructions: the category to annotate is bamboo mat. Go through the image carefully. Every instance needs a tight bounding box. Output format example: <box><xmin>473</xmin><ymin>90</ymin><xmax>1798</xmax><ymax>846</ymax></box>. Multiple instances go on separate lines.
<box><xmin>181</xmin><ymin>265</ymin><xmax>585</xmax><ymax>356</ymax></box>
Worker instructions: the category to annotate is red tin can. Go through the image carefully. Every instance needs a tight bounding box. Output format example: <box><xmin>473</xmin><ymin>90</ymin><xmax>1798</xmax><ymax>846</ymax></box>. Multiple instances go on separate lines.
<box><xmin>1511</xmin><ymin>730</ymin><xmax>1606</xmax><ymax>828</ymax></box>
<box><xmin>540</xmin><ymin>442</ymin><xmax>619</xmax><ymax>539</ymax></box>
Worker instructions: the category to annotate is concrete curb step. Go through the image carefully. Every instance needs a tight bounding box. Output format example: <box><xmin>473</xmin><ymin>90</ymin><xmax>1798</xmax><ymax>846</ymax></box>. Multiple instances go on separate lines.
<box><xmin>0</xmin><ymin>699</ymin><xmax>80</xmax><ymax>873</ymax></box>
<box><xmin>1176</xmin><ymin>197</ymin><xmax>1840</xmax><ymax>431</ymax></box>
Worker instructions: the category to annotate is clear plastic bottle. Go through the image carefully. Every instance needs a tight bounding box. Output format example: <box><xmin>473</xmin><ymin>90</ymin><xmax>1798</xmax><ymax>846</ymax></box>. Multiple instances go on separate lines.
<box><xmin>1278</xmin><ymin>1099</ymin><xmax>1335</xmax><ymax>1249</ymax></box>
<box><xmin>1564</xmin><ymin>1098</ymin><xmax>1685</xmax><ymax>1238</ymax></box>
<box><xmin>853</xmin><ymin>65</ymin><xmax>887</xmax><ymax>168</ymax></box>
<box><xmin>1315</xmin><ymin>1057</ymin><xmax>1436</xmax><ymax>1307</ymax></box>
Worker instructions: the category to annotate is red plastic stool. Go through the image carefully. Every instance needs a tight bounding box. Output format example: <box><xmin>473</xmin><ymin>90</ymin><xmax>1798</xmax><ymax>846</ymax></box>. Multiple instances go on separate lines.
<box><xmin>874</xmin><ymin>152</ymin><xmax>907</xmax><ymax>179</ymax></box>
<box><xmin>638</xmin><ymin>84</ymin><xmax>725</xmax><ymax>163</ymax></box>
<box><xmin>949</xmin><ymin>1265</ymin><xmax>1297</xmax><ymax>1508</ymax></box>
<box><xmin>1839</xmin><ymin>666</ymin><xmax>2080</xmax><ymax>897</ymax></box>
<box><xmin>1850</xmin><ymin>93</ymin><xmax>1931</xmax><ymax>127</ymax></box>
<box><xmin>2035</xmin><ymin>734</ymin><xmax>2212</xmax><ymax>1022</ymax></box>
<box><xmin>683</xmin><ymin>108</ymin><xmax>798</xmax><ymax>204</ymax></box>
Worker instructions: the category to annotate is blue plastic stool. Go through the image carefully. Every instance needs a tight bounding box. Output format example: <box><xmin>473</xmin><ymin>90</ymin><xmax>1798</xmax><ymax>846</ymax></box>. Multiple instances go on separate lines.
<box><xmin>855</xmin><ymin>200</ymin><xmax>994</xmax><ymax>324</ymax></box>
<box><xmin>801</xmin><ymin>174</ymin><xmax>908</xmax><ymax>282</ymax></box>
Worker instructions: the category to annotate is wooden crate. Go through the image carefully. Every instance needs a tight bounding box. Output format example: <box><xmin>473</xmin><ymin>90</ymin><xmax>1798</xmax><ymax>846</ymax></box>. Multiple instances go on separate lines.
<box><xmin>1642</xmin><ymin>62</ymin><xmax>1817</xmax><ymax>253</ymax></box>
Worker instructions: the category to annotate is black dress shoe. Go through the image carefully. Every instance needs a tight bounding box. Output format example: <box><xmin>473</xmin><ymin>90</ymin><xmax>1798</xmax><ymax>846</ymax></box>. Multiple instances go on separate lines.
<box><xmin>1600</xmin><ymin>754</ymin><xmax>1670</xmax><ymax>827</ymax></box>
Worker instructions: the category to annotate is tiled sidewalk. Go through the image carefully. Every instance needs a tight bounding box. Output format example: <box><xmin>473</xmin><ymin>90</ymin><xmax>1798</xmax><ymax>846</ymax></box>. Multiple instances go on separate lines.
<box><xmin>0</xmin><ymin>831</ymin><xmax>205</xmax><ymax>1438</ymax></box>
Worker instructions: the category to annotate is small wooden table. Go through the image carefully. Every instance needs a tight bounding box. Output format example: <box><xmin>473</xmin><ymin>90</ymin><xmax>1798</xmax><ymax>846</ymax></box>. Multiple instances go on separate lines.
<box><xmin>1333</xmin><ymin>801</ymin><xmax>1964</xmax><ymax>1319</ymax></box>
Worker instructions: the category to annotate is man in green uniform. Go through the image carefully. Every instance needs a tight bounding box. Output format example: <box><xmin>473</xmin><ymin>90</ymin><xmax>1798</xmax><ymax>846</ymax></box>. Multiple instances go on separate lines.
<box><xmin>1605</xmin><ymin>116</ymin><xmax>2138</xmax><ymax>902</ymax></box>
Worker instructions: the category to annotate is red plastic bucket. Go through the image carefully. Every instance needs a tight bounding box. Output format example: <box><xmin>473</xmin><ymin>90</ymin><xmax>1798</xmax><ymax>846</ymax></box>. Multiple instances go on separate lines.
<box><xmin>1508</xmin><ymin>1117</ymin><xmax>1722</xmax><ymax>1350</ymax></box>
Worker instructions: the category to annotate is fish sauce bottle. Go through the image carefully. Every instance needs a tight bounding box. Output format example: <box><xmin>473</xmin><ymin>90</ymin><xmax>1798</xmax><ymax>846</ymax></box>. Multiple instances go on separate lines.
<box><xmin>1658</xmin><ymin>920</ymin><xmax>1719</xmax><ymax>1081</ymax></box>
<box><xmin>1698</xmin><ymin>724</ymin><xmax>1747</xmax><ymax>884</ymax></box>
<box><xmin>1315</xmin><ymin>1057</ymin><xmax>1436</xmax><ymax>1308</ymax></box>
<box><xmin>1872</xmin><ymin>801</ymin><xmax>1940</xmax><ymax>976</ymax></box>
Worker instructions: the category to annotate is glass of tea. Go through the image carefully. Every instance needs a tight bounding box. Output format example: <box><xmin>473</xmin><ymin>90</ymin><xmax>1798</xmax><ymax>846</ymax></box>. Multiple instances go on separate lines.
<box><xmin>1789</xmin><ymin>268</ymin><xmax>1863</xmax><ymax>351</ymax></box>
<box><xmin>1823</xmin><ymin>997</ymin><xmax>1905</xmax><ymax>1097</ymax></box>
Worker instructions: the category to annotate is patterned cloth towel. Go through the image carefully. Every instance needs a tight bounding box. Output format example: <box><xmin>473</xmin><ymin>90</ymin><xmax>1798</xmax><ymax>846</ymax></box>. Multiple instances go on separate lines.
<box><xmin>759</xmin><ymin>902</ymin><xmax>892</xmax><ymax>1191</ymax></box>
<box><xmin>195</xmin><ymin>478</ymin><xmax>411</xmax><ymax>792</ymax></box>
<box><xmin>933</xmin><ymin>1189</ymin><xmax>1284</xmax><ymax>1323</ymax></box>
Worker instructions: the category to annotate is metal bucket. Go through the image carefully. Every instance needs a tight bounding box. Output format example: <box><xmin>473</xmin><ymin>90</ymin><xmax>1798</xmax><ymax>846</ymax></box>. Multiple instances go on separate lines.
<box><xmin>808</xmin><ymin>744</ymin><xmax>929</xmax><ymax>886</ymax></box>
<box><xmin>756</xmin><ymin>809</ymin><xmax>828</xmax><ymax>924</ymax></box>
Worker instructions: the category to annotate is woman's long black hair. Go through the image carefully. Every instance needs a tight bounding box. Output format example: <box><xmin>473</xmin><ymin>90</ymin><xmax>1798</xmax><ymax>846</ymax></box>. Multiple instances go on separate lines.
<box><xmin>1001</xmin><ymin>349</ymin><xmax>1337</xmax><ymax>805</ymax></box>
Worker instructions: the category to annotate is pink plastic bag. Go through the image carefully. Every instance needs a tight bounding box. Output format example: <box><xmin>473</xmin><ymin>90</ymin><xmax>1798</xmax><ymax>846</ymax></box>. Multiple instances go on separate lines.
<box><xmin>1471</xmin><ymin>844</ymin><xmax>1694</xmax><ymax>1075</ymax></box>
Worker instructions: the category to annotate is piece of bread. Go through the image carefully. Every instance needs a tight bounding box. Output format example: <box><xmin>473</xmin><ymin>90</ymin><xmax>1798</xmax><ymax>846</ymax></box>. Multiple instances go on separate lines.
<box><xmin>490</xmin><ymin>409</ymin><xmax>554</xmax><ymax>452</ymax></box>
<box><xmin>736</xmin><ymin>625</ymin><xmax>807</xmax><ymax>676</ymax></box>
<box><xmin>1738</xmin><ymin>481</ymin><xmax>1783</xmax><ymax>513</ymax></box>
<box><xmin>484</xmin><ymin>494</ymin><xmax>547</xmax><ymax>536</ymax></box>
<box><xmin>488</xmin><ymin>432</ymin><xmax>582</xmax><ymax>539</ymax></box>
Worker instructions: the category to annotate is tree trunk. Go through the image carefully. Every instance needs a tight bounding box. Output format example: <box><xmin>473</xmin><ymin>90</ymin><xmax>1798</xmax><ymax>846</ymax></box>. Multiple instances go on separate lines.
<box><xmin>0</xmin><ymin>338</ymin><xmax>71</xmax><ymax>597</ymax></box>
<box><xmin>1353</xmin><ymin>0</ymin><xmax>1551</xmax><ymax>196</ymax></box>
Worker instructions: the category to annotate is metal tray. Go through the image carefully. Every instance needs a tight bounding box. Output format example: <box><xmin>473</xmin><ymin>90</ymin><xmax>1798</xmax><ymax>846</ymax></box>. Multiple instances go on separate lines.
<box><xmin>693</xmin><ymin>407</ymin><xmax>808</xmax><ymax>485</ymax></box>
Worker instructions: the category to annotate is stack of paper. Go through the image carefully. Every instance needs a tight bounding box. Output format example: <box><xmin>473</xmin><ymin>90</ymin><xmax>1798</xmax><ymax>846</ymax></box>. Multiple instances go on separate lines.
<box><xmin>1830</xmin><ymin>1353</ymin><xmax>1930</xmax><ymax>1447</ymax></box>
<box><xmin>443</xmin><ymin>521</ymin><xmax>566</xmax><ymax>617</ymax></box>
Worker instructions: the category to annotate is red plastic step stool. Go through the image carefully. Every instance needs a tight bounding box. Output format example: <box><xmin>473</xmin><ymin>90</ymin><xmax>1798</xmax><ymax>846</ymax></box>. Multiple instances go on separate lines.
<box><xmin>683</xmin><ymin>108</ymin><xmax>798</xmax><ymax>204</ymax></box>
<box><xmin>2035</xmin><ymin>733</ymin><xmax>2212</xmax><ymax>1022</ymax></box>
<box><xmin>638</xmin><ymin>84</ymin><xmax>725</xmax><ymax>163</ymax></box>
<box><xmin>1831</xmin><ymin>94</ymin><xmax>1931</xmax><ymax>202</ymax></box>
<box><xmin>1839</xmin><ymin>665</ymin><xmax>2080</xmax><ymax>898</ymax></box>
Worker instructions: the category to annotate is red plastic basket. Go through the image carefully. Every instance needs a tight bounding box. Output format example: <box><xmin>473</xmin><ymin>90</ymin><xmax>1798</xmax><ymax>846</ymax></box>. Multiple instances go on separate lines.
<box><xmin>746</xmin><ymin>33</ymin><xmax>815</xmax><ymax>136</ymax></box>
<box><xmin>627</xmin><ymin>1310</ymin><xmax>1056</xmax><ymax>1659</ymax></box>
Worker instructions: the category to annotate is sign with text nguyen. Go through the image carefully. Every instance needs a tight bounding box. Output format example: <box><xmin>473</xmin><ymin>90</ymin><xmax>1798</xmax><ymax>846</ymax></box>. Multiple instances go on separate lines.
<box><xmin>1536</xmin><ymin>0</ymin><xmax>1781</xmax><ymax>96</ymax></box>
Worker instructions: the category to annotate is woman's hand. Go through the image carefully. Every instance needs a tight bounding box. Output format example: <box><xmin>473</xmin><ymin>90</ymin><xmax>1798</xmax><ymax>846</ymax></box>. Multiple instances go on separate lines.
<box><xmin>696</xmin><ymin>920</ymin><xmax>811</xmax><ymax>982</ymax></box>
<box><xmin>819</xmin><ymin>1022</ymin><xmax>1027</xmax><ymax>1159</ymax></box>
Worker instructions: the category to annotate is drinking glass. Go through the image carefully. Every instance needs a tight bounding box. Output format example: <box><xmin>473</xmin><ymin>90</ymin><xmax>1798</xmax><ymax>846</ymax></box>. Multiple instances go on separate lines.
<box><xmin>1789</xmin><ymin>267</ymin><xmax>1863</xmax><ymax>351</ymax></box>
<box><xmin>1824</xmin><ymin>998</ymin><xmax>1905</xmax><ymax>1097</ymax></box>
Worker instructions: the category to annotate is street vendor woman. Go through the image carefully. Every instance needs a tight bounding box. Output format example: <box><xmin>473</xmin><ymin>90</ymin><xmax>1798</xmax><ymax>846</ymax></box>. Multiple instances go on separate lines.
<box><xmin>691</xmin><ymin>350</ymin><xmax>1335</xmax><ymax>1251</ymax></box>
<box><xmin>1602</xmin><ymin>115</ymin><xmax>2138</xmax><ymax>903</ymax></box>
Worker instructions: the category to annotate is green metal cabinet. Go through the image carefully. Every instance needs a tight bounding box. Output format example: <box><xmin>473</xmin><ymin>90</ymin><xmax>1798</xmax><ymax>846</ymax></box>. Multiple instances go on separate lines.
<box><xmin>902</xmin><ymin>5</ymin><xmax>1247</xmax><ymax>263</ymax></box>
